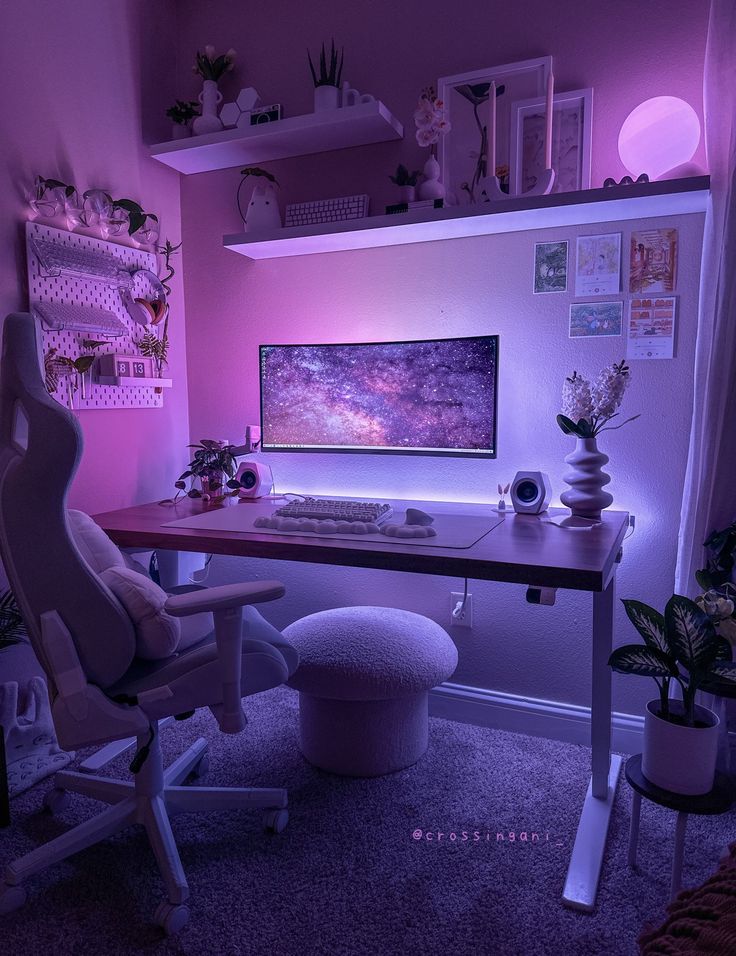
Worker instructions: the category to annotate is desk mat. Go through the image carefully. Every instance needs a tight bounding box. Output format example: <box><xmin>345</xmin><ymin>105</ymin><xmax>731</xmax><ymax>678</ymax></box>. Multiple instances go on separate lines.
<box><xmin>164</xmin><ymin>507</ymin><xmax>504</xmax><ymax>550</ymax></box>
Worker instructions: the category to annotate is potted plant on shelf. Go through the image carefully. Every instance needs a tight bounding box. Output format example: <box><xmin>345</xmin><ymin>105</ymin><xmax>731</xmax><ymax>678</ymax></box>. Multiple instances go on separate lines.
<box><xmin>191</xmin><ymin>45</ymin><xmax>237</xmax><ymax>135</ymax></box>
<box><xmin>166</xmin><ymin>100</ymin><xmax>200</xmax><ymax>139</ymax></box>
<box><xmin>308</xmin><ymin>39</ymin><xmax>344</xmax><ymax>111</ymax></box>
<box><xmin>609</xmin><ymin>595</ymin><xmax>736</xmax><ymax>794</ymax></box>
<box><xmin>389</xmin><ymin>164</ymin><xmax>420</xmax><ymax>203</ymax></box>
<box><xmin>173</xmin><ymin>440</ymin><xmax>238</xmax><ymax>502</ymax></box>
<box><xmin>556</xmin><ymin>360</ymin><xmax>640</xmax><ymax>520</ymax></box>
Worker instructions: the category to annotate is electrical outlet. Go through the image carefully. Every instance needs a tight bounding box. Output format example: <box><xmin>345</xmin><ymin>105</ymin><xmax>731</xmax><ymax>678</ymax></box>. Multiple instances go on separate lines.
<box><xmin>450</xmin><ymin>591</ymin><xmax>473</xmax><ymax>628</ymax></box>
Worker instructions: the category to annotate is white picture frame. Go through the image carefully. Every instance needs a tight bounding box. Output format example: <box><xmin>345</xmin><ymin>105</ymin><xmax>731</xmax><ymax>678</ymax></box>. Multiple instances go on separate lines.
<box><xmin>510</xmin><ymin>88</ymin><xmax>593</xmax><ymax>196</ymax></box>
<box><xmin>437</xmin><ymin>56</ymin><xmax>552</xmax><ymax>206</ymax></box>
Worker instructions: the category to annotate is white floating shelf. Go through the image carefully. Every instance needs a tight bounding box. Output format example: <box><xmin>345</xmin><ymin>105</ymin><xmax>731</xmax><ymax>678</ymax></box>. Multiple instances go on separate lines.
<box><xmin>97</xmin><ymin>376</ymin><xmax>172</xmax><ymax>388</ymax></box>
<box><xmin>149</xmin><ymin>101</ymin><xmax>404</xmax><ymax>174</ymax></box>
<box><xmin>223</xmin><ymin>177</ymin><xmax>709</xmax><ymax>260</ymax></box>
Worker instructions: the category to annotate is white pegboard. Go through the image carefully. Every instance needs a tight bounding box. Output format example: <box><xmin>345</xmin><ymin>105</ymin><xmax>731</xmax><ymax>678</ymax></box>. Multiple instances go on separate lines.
<box><xmin>25</xmin><ymin>221</ymin><xmax>166</xmax><ymax>409</ymax></box>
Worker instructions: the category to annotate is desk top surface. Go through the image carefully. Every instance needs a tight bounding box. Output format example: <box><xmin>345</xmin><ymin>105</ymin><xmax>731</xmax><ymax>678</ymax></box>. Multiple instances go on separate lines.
<box><xmin>94</xmin><ymin>497</ymin><xmax>629</xmax><ymax>591</ymax></box>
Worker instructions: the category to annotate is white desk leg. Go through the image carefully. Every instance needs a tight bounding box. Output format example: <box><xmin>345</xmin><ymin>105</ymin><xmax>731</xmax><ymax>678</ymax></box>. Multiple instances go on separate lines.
<box><xmin>562</xmin><ymin>576</ymin><xmax>621</xmax><ymax>912</ymax></box>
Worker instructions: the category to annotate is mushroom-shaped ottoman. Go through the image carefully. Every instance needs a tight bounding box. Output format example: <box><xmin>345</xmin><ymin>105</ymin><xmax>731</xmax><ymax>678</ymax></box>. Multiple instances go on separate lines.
<box><xmin>284</xmin><ymin>606</ymin><xmax>458</xmax><ymax>776</ymax></box>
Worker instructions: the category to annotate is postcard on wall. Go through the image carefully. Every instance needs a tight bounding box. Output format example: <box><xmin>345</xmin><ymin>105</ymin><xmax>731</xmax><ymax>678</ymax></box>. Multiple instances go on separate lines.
<box><xmin>629</xmin><ymin>228</ymin><xmax>678</xmax><ymax>294</ymax></box>
<box><xmin>569</xmin><ymin>301</ymin><xmax>623</xmax><ymax>338</ymax></box>
<box><xmin>575</xmin><ymin>233</ymin><xmax>622</xmax><ymax>296</ymax></box>
<box><xmin>627</xmin><ymin>296</ymin><xmax>677</xmax><ymax>360</ymax></box>
<box><xmin>533</xmin><ymin>240</ymin><xmax>568</xmax><ymax>293</ymax></box>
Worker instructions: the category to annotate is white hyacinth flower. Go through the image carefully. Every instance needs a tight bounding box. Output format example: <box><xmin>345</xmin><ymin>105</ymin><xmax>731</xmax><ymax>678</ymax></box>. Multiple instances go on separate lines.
<box><xmin>561</xmin><ymin>372</ymin><xmax>593</xmax><ymax>423</ymax></box>
<box><xmin>591</xmin><ymin>362</ymin><xmax>630</xmax><ymax>420</ymax></box>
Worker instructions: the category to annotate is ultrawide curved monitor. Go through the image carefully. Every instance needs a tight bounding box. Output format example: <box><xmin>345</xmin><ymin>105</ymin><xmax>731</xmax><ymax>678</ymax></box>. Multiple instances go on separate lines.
<box><xmin>259</xmin><ymin>334</ymin><xmax>498</xmax><ymax>458</ymax></box>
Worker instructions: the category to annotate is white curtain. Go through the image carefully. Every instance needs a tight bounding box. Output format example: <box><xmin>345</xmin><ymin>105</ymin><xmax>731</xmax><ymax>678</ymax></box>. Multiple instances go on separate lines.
<box><xmin>675</xmin><ymin>0</ymin><xmax>736</xmax><ymax>595</ymax></box>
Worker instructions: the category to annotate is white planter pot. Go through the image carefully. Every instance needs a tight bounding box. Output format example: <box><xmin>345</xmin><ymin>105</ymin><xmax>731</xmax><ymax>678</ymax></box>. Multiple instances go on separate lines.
<box><xmin>171</xmin><ymin>123</ymin><xmax>190</xmax><ymax>140</ymax></box>
<box><xmin>642</xmin><ymin>699</ymin><xmax>720</xmax><ymax>795</ymax></box>
<box><xmin>314</xmin><ymin>85</ymin><xmax>340</xmax><ymax>111</ymax></box>
<box><xmin>560</xmin><ymin>436</ymin><xmax>613</xmax><ymax>520</ymax></box>
<box><xmin>397</xmin><ymin>185</ymin><xmax>416</xmax><ymax>203</ymax></box>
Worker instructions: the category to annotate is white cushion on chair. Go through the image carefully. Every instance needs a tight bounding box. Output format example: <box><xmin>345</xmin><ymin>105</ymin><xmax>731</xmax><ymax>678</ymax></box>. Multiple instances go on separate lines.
<box><xmin>101</xmin><ymin>566</ymin><xmax>181</xmax><ymax>660</ymax></box>
<box><xmin>67</xmin><ymin>509</ymin><xmax>126</xmax><ymax>574</ymax></box>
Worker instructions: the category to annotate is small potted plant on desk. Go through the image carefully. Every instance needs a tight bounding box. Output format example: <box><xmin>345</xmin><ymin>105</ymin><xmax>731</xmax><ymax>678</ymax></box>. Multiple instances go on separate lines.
<box><xmin>166</xmin><ymin>100</ymin><xmax>200</xmax><ymax>139</ymax></box>
<box><xmin>609</xmin><ymin>595</ymin><xmax>736</xmax><ymax>794</ymax></box>
<box><xmin>174</xmin><ymin>440</ymin><xmax>238</xmax><ymax>502</ymax></box>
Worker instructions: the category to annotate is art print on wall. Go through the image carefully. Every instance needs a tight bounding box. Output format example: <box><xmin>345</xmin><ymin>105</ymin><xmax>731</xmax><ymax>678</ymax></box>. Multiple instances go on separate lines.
<box><xmin>569</xmin><ymin>301</ymin><xmax>623</xmax><ymax>338</ymax></box>
<box><xmin>510</xmin><ymin>89</ymin><xmax>593</xmax><ymax>196</ymax></box>
<box><xmin>438</xmin><ymin>57</ymin><xmax>551</xmax><ymax>206</ymax></box>
<box><xmin>575</xmin><ymin>233</ymin><xmax>622</xmax><ymax>296</ymax></box>
<box><xmin>533</xmin><ymin>240</ymin><xmax>568</xmax><ymax>293</ymax></box>
<box><xmin>629</xmin><ymin>228</ymin><xmax>678</xmax><ymax>294</ymax></box>
<box><xmin>627</xmin><ymin>296</ymin><xmax>677</xmax><ymax>359</ymax></box>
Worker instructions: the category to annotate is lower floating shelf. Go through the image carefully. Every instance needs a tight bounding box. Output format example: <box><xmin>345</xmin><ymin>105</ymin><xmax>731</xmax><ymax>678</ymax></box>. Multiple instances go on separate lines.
<box><xmin>223</xmin><ymin>176</ymin><xmax>710</xmax><ymax>260</ymax></box>
<box><xmin>97</xmin><ymin>375</ymin><xmax>172</xmax><ymax>388</ymax></box>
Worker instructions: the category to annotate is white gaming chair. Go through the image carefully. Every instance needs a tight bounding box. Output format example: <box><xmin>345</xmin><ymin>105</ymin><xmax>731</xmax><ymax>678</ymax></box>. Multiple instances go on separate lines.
<box><xmin>0</xmin><ymin>313</ymin><xmax>298</xmax><ymax>934</ymax></box>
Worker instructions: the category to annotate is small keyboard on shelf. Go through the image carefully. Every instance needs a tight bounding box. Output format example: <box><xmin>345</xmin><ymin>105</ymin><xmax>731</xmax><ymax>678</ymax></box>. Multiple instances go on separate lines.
<box><xmin>274</xmin><ymin>497</ymin><xmax>392</xmax><ymax>523</ymax></box>
<box><xmin>285</xmin><ymin>195</ymin><xmax>369</xmax><ymax>228</ymax></box>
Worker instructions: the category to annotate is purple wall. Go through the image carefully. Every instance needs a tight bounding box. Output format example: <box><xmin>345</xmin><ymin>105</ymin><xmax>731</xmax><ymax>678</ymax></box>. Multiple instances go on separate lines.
<box><xmin>0</xmin><ymin>0</ymin><xmax>190</xmax><ymax>513</ymax></box>
<box><xmin>175</xmin><ymin>1</ymin><xmax>709</xmax><ymax>716</ymax></box>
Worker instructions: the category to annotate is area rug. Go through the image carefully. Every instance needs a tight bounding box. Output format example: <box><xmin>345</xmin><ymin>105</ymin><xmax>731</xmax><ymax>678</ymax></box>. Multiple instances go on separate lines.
<box><xmin>1</xmin><ymin>687</ymin><xmax>734</xmax><ymax>956</ymax></box>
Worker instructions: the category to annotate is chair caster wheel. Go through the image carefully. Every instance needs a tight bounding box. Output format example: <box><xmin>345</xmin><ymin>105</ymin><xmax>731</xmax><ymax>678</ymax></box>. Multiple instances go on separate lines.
<box><xmin>189</xmin><ymin>754</ymin><xmax>209</xmax><ymax>782</ymax></box>
<box><xmin>154</xmin><ymin>901</ymin><xmax>190</xmax><ymax>935</ymax></box>
<box><xmin>264</xmin><ymin>808</ymin><xmax>289</xmax><ymax>834</ymax></box>
<box><xmin>43</xmin><ymin>787</ymin><xmax>70</xmax><ymax>815</ymax></box>
<box><xmin>0</xmin><ymin>882</ymin><xmax>27</xmax><ymax>914</ymax></box>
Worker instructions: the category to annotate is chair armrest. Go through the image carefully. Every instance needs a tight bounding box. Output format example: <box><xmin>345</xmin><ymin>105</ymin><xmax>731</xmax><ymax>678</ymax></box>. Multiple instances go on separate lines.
<box><xmin>164</xmin><ymin>580</ymin><xmax>285</xmax><ymax>618</ymax></box>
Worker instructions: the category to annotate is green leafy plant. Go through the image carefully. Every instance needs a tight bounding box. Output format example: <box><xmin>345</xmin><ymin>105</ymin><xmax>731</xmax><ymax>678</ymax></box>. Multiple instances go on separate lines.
<box><xmin>389</xmin><ymin>164</ymin><xmax>420</xmax><ymax>187</ymax></box>
<box><xmin>111</xmin><ymin>198</ymin><xmax>158</xmax><ymax>237</ymax></box>
<box><xmin>609</xmin><ymin>595</ymin><xmax>736</xmax><ymax>726</ymax></box>
<box><xmin>0</xmin><ymin>589</ymin><xmax>27</xmax><ymax>650</ymax></box>
<box><xmin>166</xmin><ymin>100</ymin><xmax>200</xmax><ymax>125</ymax></box>
<box><xmin>697</xmin><ymin>521</ymin><xmax>736</xmax><ymax>591</ymax></box>
<box><xmin>173</xmin><ymin>441</ymin><xmax>238</xmax><ymax>501</ymax></box>
<box><xmin>192</xmin><ymin>45</ymin><xmax>237</xmax><ymax>82</ymax></box>
<box><xmin>239</xmin><ymin>167</ymin><xmax>279</xmax><ymax>186</ymax></box>
<box><xmin>33</xmin><ymin>176</ymin><xmax>77</xmax><ymax>200</ymax></box>
<box><xmin>308</xmin><ymin>40</ymin><xmax>344</xmax><ymax>88</ymax></box>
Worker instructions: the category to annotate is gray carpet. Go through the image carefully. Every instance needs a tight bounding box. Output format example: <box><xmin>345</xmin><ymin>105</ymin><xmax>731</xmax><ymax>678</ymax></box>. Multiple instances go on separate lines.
<box><xmin>1</xmin><ymin>687</ymin><xmax>734</xmax><ymax>956</ymax></box>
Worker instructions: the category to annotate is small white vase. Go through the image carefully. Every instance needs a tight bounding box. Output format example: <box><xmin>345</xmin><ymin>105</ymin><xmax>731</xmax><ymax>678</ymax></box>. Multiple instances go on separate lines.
<box><xmin>417</xmin><ymin>154</ymin><xmax>446</xmax><ymax>200</ymax></box>
<box><xmin>314</xmin><ymin>85</ymin><xmax>340</xmax><ymax>111</ymax></box>
<box><xmin>192</xmin><ymin>80</ymin><xmax>223</xmax><ymax>135</ymax></box>
<box><xmin>560</xmin><ymin>437</ymin><xmax>613</xmax><ymax>520</ymax></box>
<box><xmin>642</xmin><ymin>699</ymin><xmax>719</xmax><ymax>795</ymax></box>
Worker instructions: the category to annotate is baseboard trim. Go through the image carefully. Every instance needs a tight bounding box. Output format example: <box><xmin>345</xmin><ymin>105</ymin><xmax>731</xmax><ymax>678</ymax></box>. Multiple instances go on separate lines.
<box><xmin>429</xmin><ymin>682</ymin><xmax>644</xmax><ymax>754</ymax></box>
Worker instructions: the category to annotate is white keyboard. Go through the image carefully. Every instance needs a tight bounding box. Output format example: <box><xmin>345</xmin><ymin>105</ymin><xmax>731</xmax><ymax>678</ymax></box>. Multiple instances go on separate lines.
<box><xmin>32</xmin><ymin>301</ymin><xmax>126</xmax><ymax>337</ymax></box>
<box><xmin>274</xmin><ymin>497</ymin><xmax>392</xmax><ymax>523</ymax></box>
<box><xmin>31</xmin><ymin>237</ymin><xmax>128</xmax><ymax>285</ymax></box>
<box><xmin>285</xmin><ymin>195</ymin><xmax>369</xmax><ymax>227</ymax></box>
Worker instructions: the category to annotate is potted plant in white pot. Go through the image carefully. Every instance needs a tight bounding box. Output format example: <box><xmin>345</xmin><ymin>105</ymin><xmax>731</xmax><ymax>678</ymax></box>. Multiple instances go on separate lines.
<box><xmin>308</xmin><ymin>40</ymin><xmax>343</xmax><ymax>111</ymax></box>
<box><xmin>609</xmin><ymin>595</ymin><xmax>736</xmax><ymax>795</ymax></box>
<box><xmin>389</xmin><ymin>164</ymin><xmax>420</xmax><ymax>203</ymax></box>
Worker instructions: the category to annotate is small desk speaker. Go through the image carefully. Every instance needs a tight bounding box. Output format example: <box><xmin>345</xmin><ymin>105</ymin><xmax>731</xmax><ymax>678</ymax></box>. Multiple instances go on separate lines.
<box><xmin>235</xmin><ymin>460</ymin><xmax>273</xmax><ymax>498</ymax></box>
<box><xmin>510</xmin><ymin>472</ymin><xmax>552</xmax><ymax>514</ymax></box>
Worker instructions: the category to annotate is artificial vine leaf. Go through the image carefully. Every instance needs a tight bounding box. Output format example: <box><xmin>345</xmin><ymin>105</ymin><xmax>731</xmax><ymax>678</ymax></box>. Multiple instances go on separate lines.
<box><xmin>622</xmin><ymin>600</ymin><xmax>669</xmax><ymax>653</ymax></box>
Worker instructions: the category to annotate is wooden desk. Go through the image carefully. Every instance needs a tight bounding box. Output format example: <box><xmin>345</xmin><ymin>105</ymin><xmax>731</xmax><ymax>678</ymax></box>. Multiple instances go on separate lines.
<box><xmin>95</xmin><ymin>496</ymin><xmax>629</xmax><ymax>912</ymax></box>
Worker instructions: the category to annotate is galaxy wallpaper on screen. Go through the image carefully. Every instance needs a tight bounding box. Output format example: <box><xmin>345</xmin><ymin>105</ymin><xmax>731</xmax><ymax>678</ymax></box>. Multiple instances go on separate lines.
<box><xmin>260</xmin><ymin>337</ymin><xmax>497</xmax><ymax>454</ymax></box>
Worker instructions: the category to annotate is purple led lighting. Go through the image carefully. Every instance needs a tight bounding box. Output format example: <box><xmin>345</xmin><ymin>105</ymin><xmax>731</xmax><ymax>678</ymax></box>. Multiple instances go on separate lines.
<box><xmin>260</xmin><ymin>336</ymin><xmax>497</xmax><ymax>456</ymax></box>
